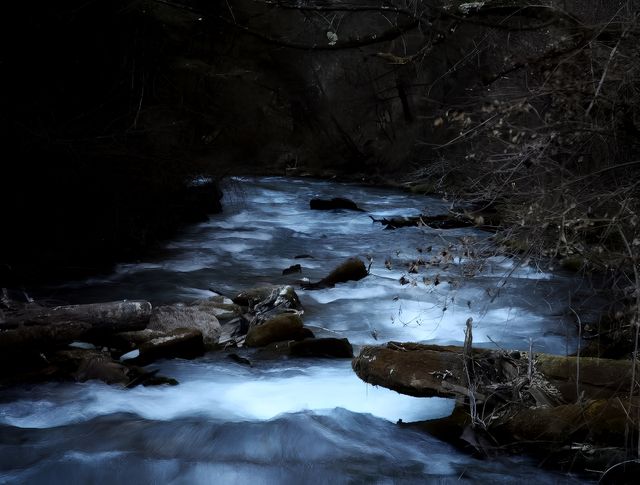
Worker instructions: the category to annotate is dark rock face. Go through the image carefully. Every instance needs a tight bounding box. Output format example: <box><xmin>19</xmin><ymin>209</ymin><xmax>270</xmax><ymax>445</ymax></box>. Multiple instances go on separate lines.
<box><xmin>290</xmin><ymin>338</ymin><xmax>353</xmax><ymax>358</ymax></box>
<box><xmin>310</xmin><ymin>198</ymin><xmax>363</xmax><ymax>211</ymax></box>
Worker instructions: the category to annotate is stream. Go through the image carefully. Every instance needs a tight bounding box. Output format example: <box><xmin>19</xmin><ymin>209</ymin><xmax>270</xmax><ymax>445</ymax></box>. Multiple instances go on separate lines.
<box><xmin>0</xmin><ymin>177</ymin><xmax>589</xmax><ymax>483</ymax></box>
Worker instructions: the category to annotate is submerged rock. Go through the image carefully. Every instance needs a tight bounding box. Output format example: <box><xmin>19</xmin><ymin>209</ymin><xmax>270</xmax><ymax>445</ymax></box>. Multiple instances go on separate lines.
<box><xmin>309</xmin><ymin>197</ymin><xmax>364</xmax><ymax>211</ymax></box>
<box><xmin>282</xmin><ymin>264</ymin><xmax>302</xmax><ymax>275</ymax></box>
<box><xmin>149</xmin><ymin>305</ymin><xmax>221</xmax><ymax>347</ymax></box>
<box><xmin>290</xmin><ymin>338</ymin><xmax>353</xmax><ymax>358</ymax></box>
<box><xmin>227</xmin><ymin>352</ymin><xmax>252</xmax><ymax>366</ymax></box>
<box><xmin>302</xmin><ymin>257</ymin><xmax>368</xmax><ymax>290</ymax></box>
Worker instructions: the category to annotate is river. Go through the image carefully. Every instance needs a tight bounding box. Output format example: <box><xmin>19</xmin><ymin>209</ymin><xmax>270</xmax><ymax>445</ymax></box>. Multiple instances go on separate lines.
<box><xmin>0</xmin><ymin>177</ymin><xmax>589</xmax><ymax>483</ymax></box>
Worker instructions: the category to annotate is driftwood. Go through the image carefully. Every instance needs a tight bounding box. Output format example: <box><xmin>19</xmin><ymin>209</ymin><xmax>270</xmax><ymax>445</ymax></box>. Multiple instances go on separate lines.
<box><xmin>0</xmin><ymin>300</ymin><xmax>152</xmax><ymax>349</ymax></box>
<box><xmin>352</xmin><ymin>342</ymin><xmax>636</xmax><ymax>402</ymax></box>
<box><xmin>369</xmin><ymin>214</ymin><xmax>473</xmax><ymax>230</ymax></box>
<box><xmin>353</xmin><ymin>342</ymin><xmax>640</xmax><ymax>471</ymax></box>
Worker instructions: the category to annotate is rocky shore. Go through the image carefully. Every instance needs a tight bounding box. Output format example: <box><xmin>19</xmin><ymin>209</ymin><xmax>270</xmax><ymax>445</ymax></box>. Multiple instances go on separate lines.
<box><xmin>0</xmin><ymin>257</ymin><xmax>369</xmax><ymax>389</ymax></box>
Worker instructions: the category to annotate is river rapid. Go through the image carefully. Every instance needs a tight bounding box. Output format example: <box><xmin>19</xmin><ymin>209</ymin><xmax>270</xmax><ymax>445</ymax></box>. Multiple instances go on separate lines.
<box><xmin>0</xmin><ymin>177</ymin><xmax>589</xmax><ymax>484</ymax></box>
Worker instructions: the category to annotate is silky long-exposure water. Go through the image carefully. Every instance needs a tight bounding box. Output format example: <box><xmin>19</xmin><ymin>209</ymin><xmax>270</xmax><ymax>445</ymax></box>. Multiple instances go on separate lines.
<box><xmin>1</xmin><ymin>177</ymin><xmax>589</xmax><ymax>483</ymax></box>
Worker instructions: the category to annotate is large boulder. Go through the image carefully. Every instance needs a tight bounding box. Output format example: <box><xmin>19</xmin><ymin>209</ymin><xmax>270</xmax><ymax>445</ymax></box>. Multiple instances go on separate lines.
<box><xmin>245</xmin><ymin>313</ymin><xmax>309</xmax><ymax>347</ymax></box>
<box><xmin>149</xmin><ymin>304</ymin><xmax>221</xmax><ymax>347</ymax></box>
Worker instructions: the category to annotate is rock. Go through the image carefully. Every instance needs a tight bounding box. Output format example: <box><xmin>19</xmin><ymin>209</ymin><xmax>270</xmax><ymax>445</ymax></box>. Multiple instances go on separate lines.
<box><xmin>142</xmin><ymin>375</ymin><xmax>179</xmax><ymax>387</ymax></box>
<box><xmin>310</xmin><ymin>197</ymin><xmax>364</xmax><ymax>211</ymax></box>
<box><xmin>234</xmin><ymin>285</ymin><xmax>303</xmax><ymax>328</ymax></box>
<box><xmin>302</xmin><ymin>257</ymin><xmax>368</xmax><ymax>290</ymax></box>
<box><xmin>191</xmin><ymin>296</ymin><xmax>242</xmax><ymax>321</ymax></box>
<box><xmin>123</xmin><ymin>368</ymin><xmax>179</xmax><ymax>388</ymax></box>
<box><xmin>290</xmin><ymin>338</ymin><xmax>354</xmax><ymax>358</ymax></box>
<box><xmin>233</xmin><ymin>285</ymin><xmax>302</xmax><ymax>310</ymax></box>
<box><xmin>245</xmin><ymin>313</ymin><xmax>308</xmax><ymax>347</ymax></box>
<box><xmin>107</xmin><ymin>328</ymin><xmax>166</xmax><ymax>352</ymax></box>
<box><xmin>130</xmin><ymin>328</ymin><xmax>205</xmax><ymax>366</ymax></box>
<box><xmin>282</xmin><ymin>264</ymin><xmax>302</xmax><ymax>275</ymax></box>
<box><xmin>217</xmin><ymin>317</ymin><xmax>249</xmax><ymax>347</ymax></box>
<box><xmin>149</xmin><ymin>304</ymin><xmax>221</xmax><ymax>347</ymax></box>
<box><xmin>227</xmin><ymin>353</ymin><xmax>252</xmax><ymax>366</ymax></box>
<box><xmin>73</xmin><ymin>353</ymin><xmax>130</xmax><ymax>385</ymax></box>
<box><xmin>251</xmin><ymin>340</ymin><xmax>295</xmax><ymax>360</ymax></box>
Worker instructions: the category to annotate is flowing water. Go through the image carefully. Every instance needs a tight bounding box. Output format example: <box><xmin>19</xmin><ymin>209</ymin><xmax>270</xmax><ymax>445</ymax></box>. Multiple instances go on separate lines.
<box><xmin>0</xmin><ymin>177</ymin><xmax>589</xmax><ymax>483</ymax></box>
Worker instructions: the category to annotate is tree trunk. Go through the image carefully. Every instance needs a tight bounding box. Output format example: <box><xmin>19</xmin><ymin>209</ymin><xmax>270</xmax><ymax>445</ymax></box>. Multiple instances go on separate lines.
<box><xmin>0</xmin><ymin>301</ymin><xmax>152</xmax><ymax>350</ymax></box>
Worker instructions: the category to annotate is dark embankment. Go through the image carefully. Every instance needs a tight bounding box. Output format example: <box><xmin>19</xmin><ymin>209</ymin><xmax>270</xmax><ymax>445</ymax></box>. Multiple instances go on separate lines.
<box><xmin>2</xmin><ymin>1</ymin><xmax>228</xmax><ymax>283</ymax></box>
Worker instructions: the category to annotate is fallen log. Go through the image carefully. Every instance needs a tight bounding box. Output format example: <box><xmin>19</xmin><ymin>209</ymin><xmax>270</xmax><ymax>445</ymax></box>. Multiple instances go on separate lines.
<box><xmin>369</xmin><ymin>214</ymin><xmax>473</xmax><ymax>230</ymax></box>
<box><xmin>353</xmin><ymin>341</ymin><xmax>640</xmax><ymax>473</ymax></box>
<box><xmin>0</xmin><ymin>300</ymin><xmax>152</xmax><ymax>350</ymax></box>
<box><xmin>352</xmin><ymin>342</ymin><xmax>637</xmax><ymax>403</ymax></box>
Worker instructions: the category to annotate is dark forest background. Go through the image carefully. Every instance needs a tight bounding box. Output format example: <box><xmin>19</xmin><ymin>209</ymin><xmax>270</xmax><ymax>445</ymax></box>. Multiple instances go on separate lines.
<box><xmin>2</xmin><ymin>0</ymin><xmax>639</xmax><ymax>287</ymax></box>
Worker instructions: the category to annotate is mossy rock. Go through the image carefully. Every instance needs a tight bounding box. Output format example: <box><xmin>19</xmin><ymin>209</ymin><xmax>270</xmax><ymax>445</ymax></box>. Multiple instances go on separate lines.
<box><xmin>245</xmin><ymin>313</ymin><xmax>307</xmax><ymax>347</ymax></box>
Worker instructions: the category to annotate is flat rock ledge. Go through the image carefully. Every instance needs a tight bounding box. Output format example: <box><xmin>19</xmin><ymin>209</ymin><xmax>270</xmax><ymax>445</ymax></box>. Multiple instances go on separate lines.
<box><xmin>353</xmin><ymin>342</ymin><xmax>640</xmax><ymax>478</ymax></box>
